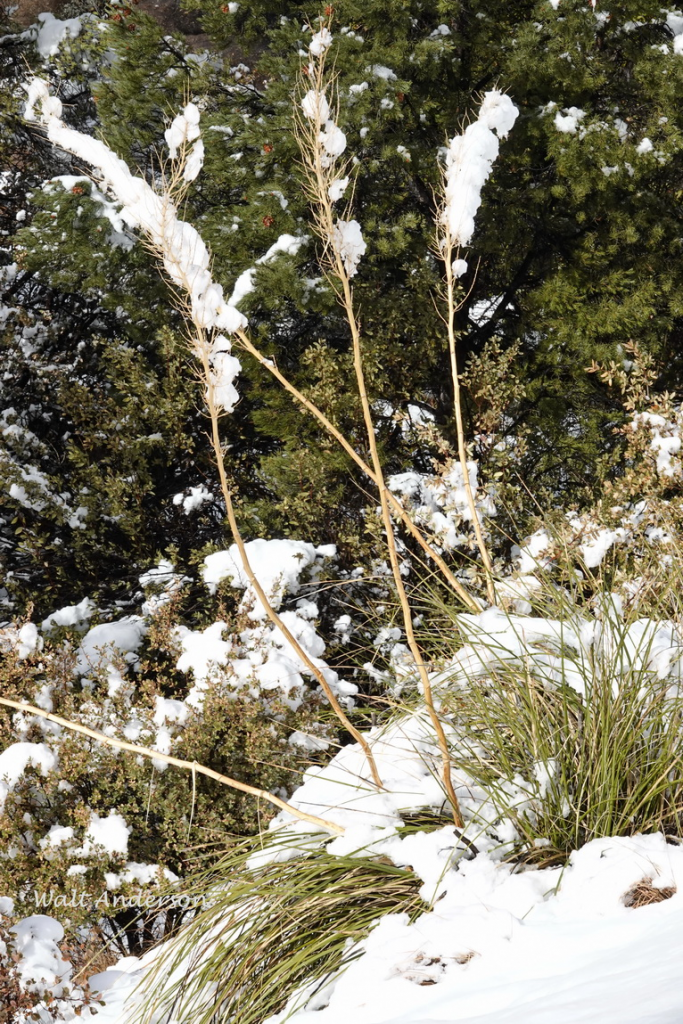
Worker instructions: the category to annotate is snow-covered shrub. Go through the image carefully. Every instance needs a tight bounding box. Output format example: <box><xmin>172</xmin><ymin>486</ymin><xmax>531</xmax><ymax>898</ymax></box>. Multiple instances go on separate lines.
<box><xmin>0</xmin><ymin>561</ymin><xmax>339</xmax><ymax>951</ymax></box>
<box><xmin>491</xmin><ymin>348</ymin><xmax>683</xmax><ymax>620</ymax></box>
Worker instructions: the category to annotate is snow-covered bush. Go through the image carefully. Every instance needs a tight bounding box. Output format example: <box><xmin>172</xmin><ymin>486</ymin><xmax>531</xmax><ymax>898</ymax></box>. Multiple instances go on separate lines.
<box><xmin>0</xmin><ymin>545</ymin><xmax>342</xmax><ymax>951</ymax></box>
<box><xmin>444</xmin><ymin>596</ymin><xmax>683</xmax><ymax>863</ymax></box>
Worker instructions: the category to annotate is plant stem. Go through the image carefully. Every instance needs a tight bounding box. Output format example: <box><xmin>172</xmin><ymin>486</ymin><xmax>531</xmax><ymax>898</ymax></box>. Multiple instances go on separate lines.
<box><xmin>444</xmin><ymin>241</ymin><xmax>496</xmax><ymax>606</ymax></box>
<box><xmin>198</xmin><ymin>339</ymin><xmax>385</xmax><ymax>792</ymax></box>
<box><xmin>0</xmin><ymin>696</ymin><xmax>345</xmax><ymax>835</ymax></box>
<box><xmin>300</xmin><ymin>61</ymin><xmax>465</xmax><ymax>827</ymax></box>
<box><xmin>235</xmin><ymin>329</ymin><xmax>480</xmax><ymax>614</ymax></box>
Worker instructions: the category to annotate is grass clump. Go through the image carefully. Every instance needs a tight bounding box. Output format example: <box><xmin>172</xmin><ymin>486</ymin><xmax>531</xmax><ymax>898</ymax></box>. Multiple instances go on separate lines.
<box><xmin>142</xmin><ymin>838</ymin><xmax>425</xmax><ymax>1024</ymax></box>
<box><xmin>448</xmin><ymin>609</ymin><xmax>683</xmax><ymax>865</ymax></box>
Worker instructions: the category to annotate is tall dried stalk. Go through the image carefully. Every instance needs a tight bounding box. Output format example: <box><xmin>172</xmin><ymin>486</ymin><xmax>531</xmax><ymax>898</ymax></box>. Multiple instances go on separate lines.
<box><xmin>295</xmin><ymin>49</ymin><xmax>464</xmax><ymax>828</ymax></box>
<box><xmin>190</xmin><ymin>324</ymin><xmax>384</xmax><ymax>791</ymax></box>
<box><xmin>144</xmin><ymin>156</ymin><xmax>386</xmax><ymax>788</ymax></box>
<box><xmin>120</xmin><ymin>131</ymin><xmax>386</xmax><ymax>792</ymax></box>
<box><xmin>235</xmin><ymin>329</ymin><xmax>481</xmax><ymax>613</ymax></box>
<box><xmin>0</xmin><ymin>696</ymin><xmax>345</xmax><ymax>835</ymax></box>
<box><xmin>137</xmin><ymin>325</ymin><xmax>376</xmax><ymax>799</ymax></box>
<box><xmin>23</xmin><ymin>80</ymin><xmax>384</xmax><ymax>795</ymax></box>
<box><xmin>442</xmin><ymin>236</ymin><xmax>496</xmax><ymax>606</ymax></box>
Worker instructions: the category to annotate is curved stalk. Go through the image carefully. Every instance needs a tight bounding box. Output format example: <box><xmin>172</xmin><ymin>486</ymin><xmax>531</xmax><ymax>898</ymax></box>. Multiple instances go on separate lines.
<box><xmin>0</xmin><ymin>696</ymin><xmax>345</xmax><ymax>835</ymax></box>
<box><xmin>198</xmin><ymin>337</ymin><xmax>384</xmax><ymax>792</ymax></box>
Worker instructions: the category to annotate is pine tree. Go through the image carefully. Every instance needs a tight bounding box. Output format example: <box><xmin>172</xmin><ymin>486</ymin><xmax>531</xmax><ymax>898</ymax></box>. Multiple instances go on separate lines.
<box><xmin>5</xmin><ymin>0</ymin><xmax>683</xmax><ymax>613</ymax></box>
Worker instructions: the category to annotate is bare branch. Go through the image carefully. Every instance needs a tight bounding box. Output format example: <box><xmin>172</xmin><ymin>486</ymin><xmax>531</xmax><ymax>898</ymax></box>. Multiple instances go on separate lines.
<box><xmin>0</xmin><ymin>696</ymin><xmax>345</xmax><ymax>835</ymax></box>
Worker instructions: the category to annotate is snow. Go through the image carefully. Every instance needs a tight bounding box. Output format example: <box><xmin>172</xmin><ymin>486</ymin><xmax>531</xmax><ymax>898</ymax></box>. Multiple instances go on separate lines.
<box><xmin>288</xmin><ymin>730</ymin><xmax>331</xmax><ymax>752</ymax></box>
<box><xmin>302</xmin><ymin>90</ymin><xmax>330</xmax><ymax>123</ymax></box>
<box><xmin>266</xmin><ymin>836</ymin><xmax>683</xmax><ymax>1024</ymax></box>
<box><xmin>45</xmin><ymin>175</ymin><xmax>135</xmax><ymax>249</ymax></box>
<box><xmin>104</xmin><ymin>861</ymin><xmax>178</xmax><ymax>890</ymax></box>
<box><xmin>328</xmin><ymin>176</ymin><xmax>349</xmax><ymax>202</ymax></box>
<box><xmin>11</xmin><ymin>577</ymin><xmax>683</xmax><ymax>1023</ymax></box>
<box><xmin>16</xmin><ymin>36</ymin><xmax>683</xmax><ymax>1024</ymax></box>
<box><xmin>73</xmin><ymin>696</ymin><xmax>683</xmax><ymax>1023</ymax></box>
<box><xmin>13</xmin><ymin>622</ymin><xmax>42</xmax><ymax>658</ymax></box>
<box><xmin>24</xmin><ymin>81</ymin><xmax>246</xmax><ymax>414</ymax></box>
<box><xmin>10</xmin><ymin>915</ymin><xmax>72</xmax><ymax>998</ymax></box>
<box><xmin>514</xmin><ymin>528</ymin><xmax>553</xmax><ymax>573</ymax></box>
<box><xmin>0</xmin><ymin>742</ymin><xmax>57</xmax><ymax>812</ymax></box>
<box><xmin>172</xmin><ymin>483</ymin><xmax>213</xmax><ymax>513</ymax></box>
<box><xmin>208</xmin><ymin>347</ymin><xmax>241</xmax><ymax>411</ymax></box>
<box><xmin>320</xmin><ymin>120</ymin><xmax>347</xmax><ymax>159</ymax></box>
<box><xmin>388</xmin><ymin>461</ymin><xmax>495</xmax><ymax>551</ymax></box>
<box><xmin>440</xmin><ymin>600</ymin><xmax>683</xmax><ymax>696</ymax></box>
<box><xmin>183</xmin><ymin>139</ymin><xmax>205</xmax><ymax>182</ymax></box>
<box><xmin>79</xmin><ymin>811</ymin><xmax>130</xmax><ymax>857</ymax></box>
<box><xmin>554</xmin><ymin>106</ymin><xmax>586</xmax><ymax>134</ymax></box>
<box><xmin>76</xmin><ymin>616</ymin><xmax>147</xmax><ymax>676</ymax></box>
<box><xmin>176</xmin><ymin>607</ymin><xmax>355</xmax><ymax>711</ymax></box>
<box><xmin>202</xmin><ymin>537</ymin><xmax>334</xmax><ymax>616</ymax></box>
<box><xmin>633</xmin><ymin>408</ymin><xmax>683</xmax><ymax>477</ymax></box>
<box><xmin>165</xmin><ymin>104</ymin><xmax>204</xmax><ymax>182</ymax></box>
<box><xmin>331</xmin><ymin>219</ymin><xmax>367</xmax><ymax>276</ymax></box>
<box><xmin>309</xmin><ymin>27</ymin><xmax>333</xmax><ymax>57</ymax></box>
<box><xmin>666</xmin><ymin>11</ymin><xmax>683</xmax><ymax>52</ymax></box>
<box><xmin>34</xmin><ymin>12</ymin><xmax>81</xmax><ymax>58</ymax></box>
<box><xmin>580</xmin><ymin>527</ymin><xmax>624</xmax><ymax>567</ymax></box>
<box><xmin>164</xmin><ymin>103</ymin><xmax>200</xmax><ymax>159</ymax></box>
<box><xmin>174</xmin><ymin>620</ymin><xmax>232</xmax><ymax>703</ymax></box>
<box><xmin>139</xmin><ymin>560</ymin><xmax>188</xmax><ymax>615</ymax></box>
<box><xmin>496</xmin><ymin>574</ymin><xmax>542</xmax><ymax>615</ymax></box>
<box><xmin>39</xmin><ymin>825</ymin><xmax>75</xmax><ymax>851</ymax></box>
<box><xmin>41</xmin><ymin>596</ymin><xmax>95</xmax><ymax>634</ymax></box>
<box><xmin>228</xmin><ymin>233</ymin><xmax>306</xmax><ymax>308</ymax></box>
<box><xmin>443</xmin><ymin>91</ymin><xmax>518</xmax><ymax>248</ymax></box>
<box><xmin>369</xmin><ymin>64</ymin><xmax>398</xmax><ymax>81</ymax></box>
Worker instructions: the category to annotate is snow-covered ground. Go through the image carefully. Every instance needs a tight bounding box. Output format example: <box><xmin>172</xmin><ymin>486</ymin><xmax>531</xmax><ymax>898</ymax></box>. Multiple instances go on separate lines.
<box><xmin>7</xmin><ymin>660</ymin><xmax>683</xmax><ymax>1023</ymax></box>
<box><xmin>10</xmin><ymin>768</ymin><xmax>683</xmax><ymax>1023</ymax></box>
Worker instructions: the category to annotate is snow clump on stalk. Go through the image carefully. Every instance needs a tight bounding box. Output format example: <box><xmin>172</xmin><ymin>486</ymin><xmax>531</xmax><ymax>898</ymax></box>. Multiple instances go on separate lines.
<box><xmin>309</xmin><ymin>26</ymin><xmax>333</xmax><ymax>57</ymax></box>
<box><xmin>443</xmin><ymin>90</ymin><xmax>518</xmax><ymax>248</ymax></box>
<box><xmin>332</xmin><ymin>219</ymin><xmax>366</xmax><ymax>277</ymax></box>
<box><xmin>164</xmin><ymin>102</ymin><xmax>205</xmax><ymax>182</ymax></box>
<box><xmin>24</xmin><ymin>79</ymin><xmax>244</xmax><ymax>412</ymax></box>
<box><xmin>301</xmin><ymin>28</ymin><xmax>366</xmax><ymax>274</ymax></box>
<box><xmin>301</xmin><ymin>89</ymin><xmax>330</xmax><ymax>123</ymax></box>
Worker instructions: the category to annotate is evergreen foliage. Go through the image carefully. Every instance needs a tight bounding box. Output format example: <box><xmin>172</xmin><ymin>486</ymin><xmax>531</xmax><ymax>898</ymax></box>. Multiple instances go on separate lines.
<box><xmin>4</xmin><ymin>0</ymin><xmax>683</xmax><ymax>612</ymax></box>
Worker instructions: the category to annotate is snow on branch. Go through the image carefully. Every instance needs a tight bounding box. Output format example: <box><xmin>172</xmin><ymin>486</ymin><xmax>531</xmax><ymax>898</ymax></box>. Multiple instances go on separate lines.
<box><xmin>443</xmin><ymin>90</ymin><xmax>518</xmax><ymax>252</ymax></box>
<box><xmin>300</xmin><ymin>28</ymin><xmax>364</xmax><ymax>275</ymax></box>
<box><xmin>24</xmin><ymin>79</ymin><xmax>244</xmax><ymax>412</ymax></box>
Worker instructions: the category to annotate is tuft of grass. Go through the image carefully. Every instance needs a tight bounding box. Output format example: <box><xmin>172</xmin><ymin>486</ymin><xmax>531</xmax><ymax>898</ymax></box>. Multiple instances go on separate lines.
<box><xmin>446</xmin><ymin>617</ymin><xmax>683</xmax><ymax>865</ymax></box>
<box><xmin>141</xmin><ymin>836</ymin><xmax>425</xmax><ymax>1024</ymax></box>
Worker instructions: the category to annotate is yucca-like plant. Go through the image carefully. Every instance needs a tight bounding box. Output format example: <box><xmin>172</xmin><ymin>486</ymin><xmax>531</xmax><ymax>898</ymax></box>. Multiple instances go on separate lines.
<box><xmin>440</xmin><ymin>590</ymin><xmax>683</xmax><ymax>864</ymax></box>
<box><xmin>138</xmin><ymin>836</ymin><xmax>425</xmax><ymax>1024</ymax></box>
